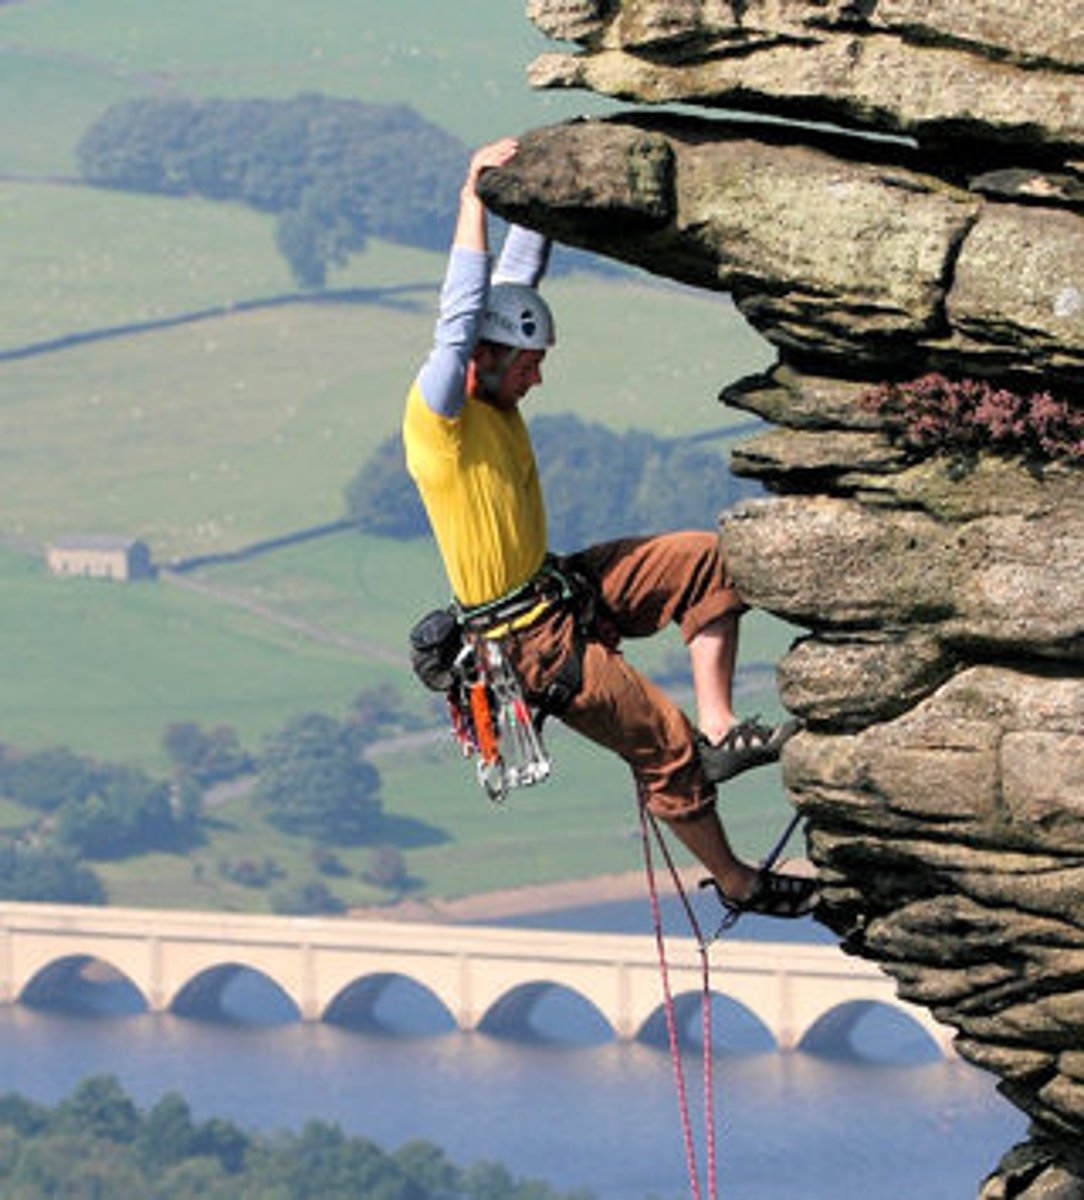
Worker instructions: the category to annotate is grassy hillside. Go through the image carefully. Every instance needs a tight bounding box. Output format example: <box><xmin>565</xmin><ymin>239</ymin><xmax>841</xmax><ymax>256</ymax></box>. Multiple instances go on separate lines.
<box><xmin>2</xmin><ymin>215</ymin><xmax>769</xmax><ymax>558</ymax></box>
<box><xmin>0</xmin><ymin>0</ymin><xmax>795</xmax><ymax>909</ymax></box>
<box><xmin>0</xmin><ymin>532</ymin><xmax>794</xmax><ymax>763</ymax></box>
<box><xmin>0</xmin><ymin>544</ymin><xmax>404</xmax><ymax>763</ymax></box>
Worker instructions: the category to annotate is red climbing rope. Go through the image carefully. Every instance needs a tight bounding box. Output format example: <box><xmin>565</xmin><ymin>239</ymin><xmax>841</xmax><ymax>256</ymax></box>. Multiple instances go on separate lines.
<box><xmin>639</xmin><ymin>793</ymin><xmax>718</xmax><ymax>1200</ymax></box>
<box><xmin>638</xmin><ymin>781</ymin><xmax>805</xmax><ymax>1199</ymax></box>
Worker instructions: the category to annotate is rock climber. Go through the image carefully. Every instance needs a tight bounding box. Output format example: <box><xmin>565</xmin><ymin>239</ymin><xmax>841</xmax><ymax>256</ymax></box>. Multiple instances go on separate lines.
<box><xmin>402</xmin><ymin>137</ymin><xmax>817</xmax><ymax>919</ymax></box>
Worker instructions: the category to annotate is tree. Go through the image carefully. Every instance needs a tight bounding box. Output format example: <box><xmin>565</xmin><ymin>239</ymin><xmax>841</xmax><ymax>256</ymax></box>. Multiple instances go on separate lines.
<box><xmin>0</xmin><ymin>1092</ymin><xmax>51</xmax><ymax>1137</ymax></box>
<box><xmin>530</xmin><ymin>414</ymin><xmax>648</xmax><ymax>549</ymax></box>
<box><xmin>394</xmin><ymin>1140</ymin><xmax>459</xmax><ymax>1199</ymax></box>
<box><xmin>155</xmin><ymin>1156</ymin><xmax>236</xmax><ymax>1200</ymax></box>
<box><xmin>76</xmin><ymin>93</ymin><xmax>464</xmax><ymax>287</ymax></box>
<box><xmin>54</xmin><ymin>764</ymin><xmax>183</xmax><ymax>859</ymax></box>
<box><xmin>461</xmin><ymin>1161</ymin><xmax>520</xmax><ymax>1200</ymax></box>
<box><xmin>135</xmin><ymin>1093</ymin><xmax>199</xmax><ymax>1172</ymax></box>
<box><xmin>190</xmin><ymin>1115</ymin><xmax>249</xmax><ymax>1174</ymax></box>
<box><xmin>255</xmin><ymin>712</ymin><xmax>382</xmax><ymax>843</ymax></box>
<box><xmin>0</xmin><ymin>745</ymin><xmax>96</xmax><ymax>812</ymax></box>
<box><xmin>364</xmin><ymin>845</ymin><xmax>409</xmax><ymax>894</ymax></box>
<box><xmin>0</xmin><ymin>841</ymin><xmax>106</xmax><ymax>904</ymax></box>
<box><xmin>76</xmin><ymin>95</ymin><xmax>201</xmax><ymax>194</ymax></box>
<box><xmin>163</xmin><ymin>722</ymin><xmax>251</xmax><ymax>788</ymax></box>
<box><xmin>270</xmin><ymin>878</ymin><xmax>345</xmax><ymax>916</ymax></box>
<box><xmin>343</xmin><ymin>433</ymin><xmax>428</xmax><ymax>538</ymax></box>
<box><xmin>350</xmin><ymin>683</ymin><xmax>418</xmax><ymax>741</ymax></box>
<box><xmin>274</xmin><ymin>184</ymin><xmax>368</xmax><ymax>290</ymax></box>
<box><xmin>55</xmin><ymin>1075</ymin><xmax>139</xmax><ymax>1144</ymax></box>
<box><xmin>8</xmin><ymin>1132</ymin><xmax>148</xmax><ymax>1198</ymax></box>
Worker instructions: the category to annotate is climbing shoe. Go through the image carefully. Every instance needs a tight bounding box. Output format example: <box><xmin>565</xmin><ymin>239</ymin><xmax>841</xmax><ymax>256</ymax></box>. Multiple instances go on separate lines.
<box><xmin>696</xmin><ymin>717</ymin><xmax>800</xmax><ymax>784</ymax></box>
<box><xmin>705</xmin><ymin>867</ymin><xmax>818</xmax><ymax>922</ymax></box>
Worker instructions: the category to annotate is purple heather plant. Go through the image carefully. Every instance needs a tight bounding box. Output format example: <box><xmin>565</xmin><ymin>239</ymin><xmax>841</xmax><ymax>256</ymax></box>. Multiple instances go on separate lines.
<box><xmin>865</xmin><ymin>373</ymin><xmax>1084</xmax><ymax>463</ymax></box>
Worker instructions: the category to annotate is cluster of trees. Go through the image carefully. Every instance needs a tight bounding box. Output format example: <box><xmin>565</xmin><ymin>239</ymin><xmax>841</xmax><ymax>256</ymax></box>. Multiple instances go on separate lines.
<box><xmin>0</xmin><ymin>741</ymin><xmax>205</xmax><ymax>904</ymax></box>
<box><xmin>0</xmin><ymin>1075</ymin><xmax>594</xmax><ymax>1199</ymax></box>
<box><xmin>345</xmin><ymin>412</ymin><xmax>761</xmax><ymax>550</ymax></box>
<box><xmin>0</xmin><ymin>745</ymin><xmax>198</xmax><ymax>862</ymax></box>
<box><xmin>254</xmin><ymin>711</ymin><xmax>381</xmax><ymax>844</ymax></box>
<box><xmin>214</xmin><ymin>840</ymin><xmax>411</xmax><ymax>916</ymax></box>
<box><xmin>76</xmin><ymin>93</ymin><xmax>465</xmax><ymax>287</ymax></box>
<box><xmin>0</xmin><ymin>841</ymin><xmax>104</xmax><ymax>905</ymax></box>
<box><xmin>0</xmin><ymin>686</ymin><xmax>420</xmax><ymax>908</ymax></box>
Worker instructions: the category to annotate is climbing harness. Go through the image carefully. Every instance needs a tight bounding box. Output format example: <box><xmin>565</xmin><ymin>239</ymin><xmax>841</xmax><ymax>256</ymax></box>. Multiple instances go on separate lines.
<box><xmin>638</xmin><ymin>790</ymin><xmax>804</xmax><ymax>1200</ymax></box>
<box><xmin>409</xmin><ymin>556</ymin><xmax>596</xmax><ymax>803</ymax></box>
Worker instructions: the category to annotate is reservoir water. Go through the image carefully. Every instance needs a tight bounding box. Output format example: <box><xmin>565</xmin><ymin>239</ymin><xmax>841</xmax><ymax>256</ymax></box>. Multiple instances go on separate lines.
<box><xmin>0</xmin><ymin>896</ymin><xmax>1026</xmax><ymax>1199</ymax></box>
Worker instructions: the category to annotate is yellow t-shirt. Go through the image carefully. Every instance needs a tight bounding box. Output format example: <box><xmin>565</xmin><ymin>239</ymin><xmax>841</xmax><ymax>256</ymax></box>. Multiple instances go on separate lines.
<box><xmin>403</xmin><ymin>382</ymin><xmax>548</xmax><ymax>607</ymax></box>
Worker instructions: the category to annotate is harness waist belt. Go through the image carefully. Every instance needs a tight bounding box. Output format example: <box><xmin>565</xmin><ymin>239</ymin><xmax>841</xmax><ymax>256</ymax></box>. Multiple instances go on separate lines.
<box><xmin>457</xmin><ymin>559</ymin><xmax>572</xmax><ymax>637</ymax></box>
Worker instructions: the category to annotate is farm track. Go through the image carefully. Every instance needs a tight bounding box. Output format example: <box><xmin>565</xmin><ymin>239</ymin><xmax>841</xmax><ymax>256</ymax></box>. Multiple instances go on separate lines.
<box><xmin>159</xmin><ymin>565</ymin><xmax>405</xmax><ymax>667</ymax></box>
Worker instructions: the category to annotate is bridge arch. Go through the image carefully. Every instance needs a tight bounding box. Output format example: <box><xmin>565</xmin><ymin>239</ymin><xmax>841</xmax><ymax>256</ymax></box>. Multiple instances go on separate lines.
<box><xmin>170</xmin><ymin>962</ymin><xmax>300</xmax><ymax>1024</ymax></box>
<box><xmin>704</xmin><ymin>943</ymin><xmax>957</xmax><ymax>1058</ymax></box>
<box><xmin>20</xmin><ymin>954</ymin><xmax>147</xmax><ymax>1014</ymax></box>
<box><xmin>13</xmin><ymin>938</ymin><xmax>159</xmax><ymax>1011</ymax></box>
<box><xmin>477</xmin><ymin>980</ymin><xmax>613</xmax><ymax>1043</ymax></box>
<box><xmin>324</xmin><ymin>972</ymin><xmax>456</xmax><ymax>1034</ymax></box>
<box><xmin>798</xmin><ymin>999</ymin><xmax>948</xmax><ymax>1062</ymax></box>
<box><xmin>639</xmin><ymin>990</ymin><xmax>776</xmax><ymax>1053</ymax></box>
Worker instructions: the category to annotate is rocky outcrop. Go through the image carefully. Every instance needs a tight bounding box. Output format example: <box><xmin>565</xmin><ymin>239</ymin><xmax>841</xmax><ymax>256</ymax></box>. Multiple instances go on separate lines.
<box><xmin>479</xmin><ymin>116</ymin><xmax>1084</xmax><ymax>386</ymax></box>
<box><xmin>526</xmin><ymin>0</ymin><xmax>1084</xmax><ymax>153</ymax></box>
<box><xmin>480</xmin><ymin>3</ymin><xmax>1084</xmax><ymax>1195</ymax></box>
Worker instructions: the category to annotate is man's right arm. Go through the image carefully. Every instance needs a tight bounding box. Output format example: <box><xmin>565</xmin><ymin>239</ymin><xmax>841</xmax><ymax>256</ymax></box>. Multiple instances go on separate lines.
<box><xmin>415</xmin><ymin>247</ymin><xmax>489</xmax><ymax>419</ymax></box>
<box><xmin>414</xmin><ymin>138</ymin><xmax>521</xmax><ymax>419</ymax></box>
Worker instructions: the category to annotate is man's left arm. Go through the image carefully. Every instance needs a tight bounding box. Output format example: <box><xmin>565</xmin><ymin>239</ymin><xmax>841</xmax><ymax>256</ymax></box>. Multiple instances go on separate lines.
<box><xmin>493</xmin><ymin>225</ymin><xmax>551</xmax><ymax>288</ymax></box>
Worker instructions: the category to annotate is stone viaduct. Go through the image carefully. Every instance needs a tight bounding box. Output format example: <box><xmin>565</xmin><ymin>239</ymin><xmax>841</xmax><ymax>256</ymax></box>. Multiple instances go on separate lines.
<box><xmin>0</xmin><ymin>902</ymin><xmax>955</xmax><ymax>1056</ymax></box>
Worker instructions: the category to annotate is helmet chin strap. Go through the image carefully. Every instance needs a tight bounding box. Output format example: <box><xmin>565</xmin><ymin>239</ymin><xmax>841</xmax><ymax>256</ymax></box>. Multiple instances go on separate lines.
<box><xmin>477</xmin><ymin>346</ymin><xmax>520</xmax><ymax>400</ymax></box>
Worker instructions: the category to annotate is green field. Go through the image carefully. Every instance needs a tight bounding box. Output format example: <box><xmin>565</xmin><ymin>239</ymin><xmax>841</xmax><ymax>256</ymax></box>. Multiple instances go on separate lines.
<box><xmin>96</xmin><ymin>698</ymin><xmax>801</xmax><ymax>911</ymax></box>
<box><xmin>0</xmin><ymin>527</ymin><xmax>799</xmax><ymax>909</ymax></box>
<box><xmin>0</xmin><ymin>543</ymin><xmax>409</xmax><ymax>763</ymax></box>
<box><xmin>2</xmin><ymin>212</ymin><xmax>770</xmax><ymax>558</ymax></box>
<box><xmin>1</xmin><ymin>0</ymin><xmax>794</xmax><ymax>912</ymax></box>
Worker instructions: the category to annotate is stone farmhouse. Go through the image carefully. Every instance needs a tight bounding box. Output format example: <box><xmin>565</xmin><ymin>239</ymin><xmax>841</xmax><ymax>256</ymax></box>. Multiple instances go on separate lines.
<box><xmin>45</xmin><ymin>534</ymin><xmax>153</xmax><ymax>582</ymax></box>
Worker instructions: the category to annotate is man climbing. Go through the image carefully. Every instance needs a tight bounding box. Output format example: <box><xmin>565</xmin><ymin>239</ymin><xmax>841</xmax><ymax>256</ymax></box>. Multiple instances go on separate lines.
<box><xmin>403</xmin><ymin>137</ymin><xmax>816</xmax><ymax>920</ymax></box>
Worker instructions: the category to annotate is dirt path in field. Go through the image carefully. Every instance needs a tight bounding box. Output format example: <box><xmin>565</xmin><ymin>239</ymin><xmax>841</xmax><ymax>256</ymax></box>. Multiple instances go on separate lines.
<box><xmin>348</xmin><ymin>865</ymin><xmax>703</xmax><ymax>925</ymax></box>
<box><xmin>159</xmin><ymin>566</ymin><xmax>404</xmax><ymax>666</ymax></box>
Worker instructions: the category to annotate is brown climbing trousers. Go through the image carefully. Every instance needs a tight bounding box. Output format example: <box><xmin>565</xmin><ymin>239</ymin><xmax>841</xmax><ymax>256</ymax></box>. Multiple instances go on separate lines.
<box><xmin>500</xmin><ymin>531</ymin><xmax>747</xmax><ymax>820</ymax></box>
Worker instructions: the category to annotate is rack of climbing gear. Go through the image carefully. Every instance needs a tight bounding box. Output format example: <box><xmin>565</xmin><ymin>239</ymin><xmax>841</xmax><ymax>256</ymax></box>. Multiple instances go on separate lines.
<box><xmin>452</xmin><ymin>634</ymin><xmax>551</xmax><ymax>803</ymax></box>
<box><xmin>410</xmin><ymin>560</ymin><xmax>586</xmax><ymax>804</ymax></box>
<box><xmin>408</xmin><ymin>609</ymin><xmax>552</xmax><ymax>805</ymax></box>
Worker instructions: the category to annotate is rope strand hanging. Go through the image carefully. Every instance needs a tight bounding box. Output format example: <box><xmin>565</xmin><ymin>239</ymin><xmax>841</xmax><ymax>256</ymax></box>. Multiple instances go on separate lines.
<box><xmin>638</xmin><ymin>788</ymin><xmax>718</xmax><ymax>1200</ymax></box>
<box><xmin>638</xmin><ymin>786</ymin><xmax>805</xmax><ymax>1199</ymax></box>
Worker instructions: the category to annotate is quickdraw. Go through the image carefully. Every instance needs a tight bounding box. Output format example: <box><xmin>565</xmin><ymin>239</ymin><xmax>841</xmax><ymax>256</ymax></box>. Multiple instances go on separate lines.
<box><xmin>450</xmin><ymin>635</ymin><xmax>551</xmax><ymax>803</ymax></box>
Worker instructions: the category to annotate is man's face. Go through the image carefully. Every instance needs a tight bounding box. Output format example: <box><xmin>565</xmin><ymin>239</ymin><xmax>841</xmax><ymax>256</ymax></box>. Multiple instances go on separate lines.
<box><xmin>475</xmin><ymin>345</ymin><xmax>546</xmax><ymax>411</ymax></box>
